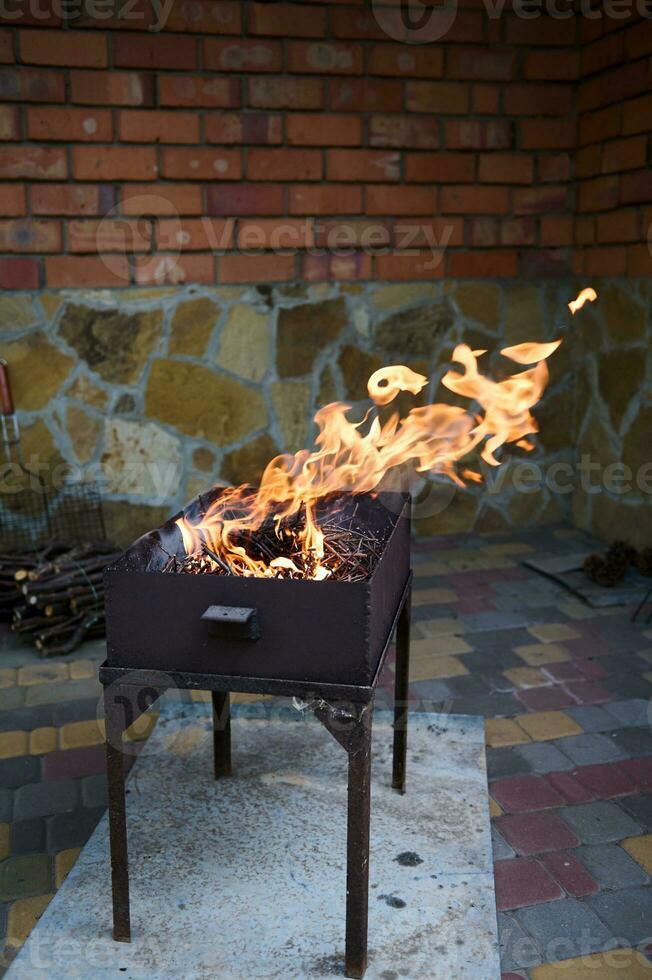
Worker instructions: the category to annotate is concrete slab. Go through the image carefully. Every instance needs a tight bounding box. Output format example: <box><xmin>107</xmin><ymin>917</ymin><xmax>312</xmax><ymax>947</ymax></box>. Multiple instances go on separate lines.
<box><xmin>6</xmin><ymin>699</ymin><xmax>500</xmax><ymax>980</ymax></box>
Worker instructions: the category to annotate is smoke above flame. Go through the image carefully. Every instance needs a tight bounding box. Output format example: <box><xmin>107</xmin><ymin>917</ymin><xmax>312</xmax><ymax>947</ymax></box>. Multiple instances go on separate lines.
<box><xmin>176</xmin><ymin>337</ymin><xmax>561</xmax><ymax>580</ymax></box>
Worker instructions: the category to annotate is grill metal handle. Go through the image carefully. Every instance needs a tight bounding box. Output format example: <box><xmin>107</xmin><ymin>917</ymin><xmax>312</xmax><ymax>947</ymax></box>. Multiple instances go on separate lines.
<box><xmin>201</xmin><ymin>605</ymin><xmax>261</xmax><ymax>641</ymax></box>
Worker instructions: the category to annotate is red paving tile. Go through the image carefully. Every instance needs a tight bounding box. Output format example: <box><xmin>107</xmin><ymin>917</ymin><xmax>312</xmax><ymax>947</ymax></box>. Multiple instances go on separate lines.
<box><xmin>562</xmin><ymin>636</ymin><xmax>613</xmax><ymax>659</ymax></box>
<box><xmin>490</xmin><ymin>775</ymin><xmax>564</xmax><ymax>813</ymax></box>
<box><xmin>572</xmin><ymin>762</ymin><xmax>636</xmax><ymax>799</ymax></box>
<box><xmin>43</xmin><ymin>744</ymin><xmax>106</xmax><ymax>781</ymax></box>
<box><xmin>497</xmin><ymin>811</ymin><xmax>580</xmax><ymax>855</ymax></box>
<box><xmin>575</xmin><ymin>659</ymin><xmax>608</xmax><ymax>679</ymax></box>
<box><xmin>494</xmin><ymin>857</ymin><xmax>564</xmax><ymax>911</ymax></box>
<box><xmin>516</xmin><ymin>686</ymin><xmax>578</xmax><ymax>711</ymax></box>
<box><xmin>543</xmin><ymin>662</ymin><xmax>586</xmax><ymax>682</ymax></box>
<box><xmin>540</xmin><ymin>851</ymin><xmax>600</xmax><ymax>898</ymax></box>
<box><xmin>621</xmin><ymin>758</ymin><xmax>652</xmax><ymax>792</ymax></box>
<box><xmin>563</xmin><ymin>680</ymin><xmax>612</xmax><ymax>704</ymax></box>
<box><xmin>546</xmin><ymin>771</ymin><xmax>594</xmax><ymax>805</ymax></box>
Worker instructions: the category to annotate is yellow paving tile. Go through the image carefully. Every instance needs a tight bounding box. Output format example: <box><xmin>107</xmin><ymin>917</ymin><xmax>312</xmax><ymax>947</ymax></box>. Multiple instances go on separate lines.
<box><xmin>515</xmin><ymin>710</ymin><xmax>582</xmax><ymax>741</ymax></box>
<box><xmin>414</xmin><ymin>617</ymin><xmax>466</xmax><ymax>638</ymax></box>
<box><xmin>413</xmin><ymin>560</ymin><xmax>448</xmax><ymax>576</ymax></box>
<box><xmin>514</xmin><ymin>643</ymin><xmax>570</xmax><ymax>667</ymax></box>
<box><xmin>232</xmin><ymin>693</ymin><xmax>271</xmax><ymax>703</ymax></box>
<box><xmin>503</xmin><ymin>667</ymin><xmax>548</xmax><ymax>689</ymax></box>
<box><xmin>0</xmin><ymin>731</ymin><xmax>28</xmax><ymax>760</ymax></box>
<box><xmin>0</xmin><ymin>667</ymin><xmax>16</xmax><ymax>689</ymax></box>
<box><xmin>6</xmin><ymin>894</ymin><xmax>54</xmax><ymax>948</ymax></box>
<box><xmin>59</xmin><ymin>719</ymin><xmax>105</xmax><ymax>750</ymax></box>
<box><xmin>531</xmin><ymin>949</ymin><xmax>652</xmax><ymax>979</ymax></box>
<box><xmin>0</xmin><ymin>823</ymin><xmax>9</xmax><ymax>861</ymax></box>
<box><xmin>29</xmin><ymin>727</ymin><xmax>58</xmax><ymax>756</ymax></box>
<box><xmin>124</xmin><ymin>712</ymin><xmax>159</xmax><ymax>742</ymax></box>
<box><xmin>69</xmin><ymin>659</ymin><xmax>95</xmax><ymax>680</ymax></box>
<box><xmin>17</xmin><ymin>662</ymin><xmax>69</xmax><ymax>686</ymax></box>
<box><xmin>527</xmin><ymin>622</ymin><xmax>580</xmax><ymax>643</ymax></box>
<box><xmin>557</xmin><ymin>600</ymin><xmax>595</xmax><ymax>621</ymax></box>
<box><xmin>622</xmin><ymin>834</ymin><xmax>652</xmax><ymax>875</ymax></box>
<box><xmin>488</xmin><ymin>797</ymin><xmax>502</xmax><ymax>818</ymax></box>
<box><xmin>54</xmin><ymin>848</ymin><xmax>81</xmax><ymax>888</ymax></box>
<box><xmin>485</xmin><ymin>717</ymin><xmax>530</xmax><ymax>748</ymax></box>
<box><xmin>482</xmin><ymin>541</ymin><xmax>534</xmax><ymax>556</ymax></box>
<box><xmin>411</xmin><ymin>587</ymin><xmax>457</xmax><ymax>606</ymax></box>
<box><xmin>411</xmin><ymin>635</ymin><xmax>473</xmax><ymax>658</ymax></box>
<box><xmin>190</xmin><ymin>690</ymin><xmax>210</xmax><ymax>702</ymax></box>
<box><xmin>412</xmin><ymin>655</ymin><xmax>468</xmax><ymax>680</ymax></box>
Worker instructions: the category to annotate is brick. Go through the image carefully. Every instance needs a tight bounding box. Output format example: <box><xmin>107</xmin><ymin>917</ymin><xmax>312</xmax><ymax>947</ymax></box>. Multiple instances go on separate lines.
<box><xmin>119</xmin><ymin>110</ymin><xmax>199</xmax><ymax>144</ymax></box>
<box><xmin>249</xmin><ymin>1</ymin><xmax>325</xmax><ymax>37</ymax></box>
<box><xmin>73</xmin><ymin>146</ymin><xmax>157</xmax><ymax>182</ymax></box>
<box><xmin>406</xmin><ymin>81</ymin><xmax>469</xmax><ymax>114</ymax></box>
<box><xmin>288</xmin><ymin>41</ymin><xmax>362</xmax><ymax>76</ymax></box>
<box><xmin>405</xmin><ymin>153</ymin><xmax>475</xmax><ymax>183</ymax></box>
<box><xmin>626</xmin><ymin>17</ymin><xmax>652</xmax><ymax>59</ymax></box>
<box><xmin>584</xmin><ymin>245</ymin><xmax>627</xmax><ymax>277</ymax></box>
<box><xmin>6</xmin><ymin>894</ymin><xmax>53</xmax><ymax>948</ymax></box>
<box><xmin>498</xmin><ymin>913</ymin><xmax>538</xmax><ymax>974</ymax></box>
<box><xmin>520</xmin><ymin>120</ymin><xmax>576</xmax><ymax>150</ymax></box>
<box><xmin>366</xmin><ymin>185</ymin><xmax>436</xmax><ymax>216</ymax></box>
<box><xmin>32</xmin><ymin>184</ymin><xmax>114</xmax><ymax>216</ymax></box>
<box><xmin>525</xmin><ymin>49</ymin><xmax>579</xmax><ymax>80</ymax></box>
<box><xmin>302</xmin><ymin>251</ymin><xmax>372</xmax><ymax>282</ymax></box>
<box><xmin>478</xmin><ymin>154</ymin><xmax>533</xmax><ymax>184</ymax></box>
<box><xmin>0</xmin><ymin>219</ymin><xmax>60</xmax><ymax>252</ymax></box>
<box><xmin>204</xmin><ymin>38</ymin><xmax>282</xmax><ymax>72</ymax></box>
<box><xmin>596</xmin><ymin>210</ymin><xmax>641</xmax><ymax>243</ymax></box>
<box><xmin>515</xmin><ymin>898</ymin><xmax>614</xmax><ymax>959</ymax></box>
<box><xmin>67</xmin><ymin>218</ymin><xmax>151</xmax><ymax>254</ymax></box>
<box><xmin>329</xmin><ymin>79</ymin><xmax>402</xmax><ymax>112</ymax></box>
<box><xmin>162</xmin><ymin>0</ymin><xmax>241</xmax><ymax>34</ymax></box>
<box><xmin>492</xmin><ymin>826</ymin><xmax>515</xmax><ymax>861</ymax></box>
<box><xmin>158</xmin><ymin>217</ymin><xmax>233</xmax><ymax>251</ymax></box>
<box><xmin>239</xmin><ymin>218</ymin><xmax>312</xmax><ymax>250</ymax></box>
<box><xmin>445</xmin><ymin>119</ymin><xmax>512</xmax><ymax>150</ymax></box>
<box><xmin>159</xmin><ymin>74</ymin><xmax>239</xmax><ymax>108</ymax></box>
<box><xmin>0</xmin><ymin>853</ymin><xmax>51</xmax><ymax>903</ymax></box>
<box><xmin>249</xmin><ymin>76</ymin><xmax>322</xmax><ymax>110</ymax></box>
<box><xmin>331</xmin><ymin>6</ymin><xmax>389</xmax><ymax>41</ymax></box>
<box><xmin>133</xmin><ymin>252</ymin><xmax>214</xmax><ymax>285</ymax></box>
<box><xmin>369</xmin><ymin>44</ymin><xmax>443</xmax><ymax>78</ymax></box>
<box><xmin>26</xmin><ymin>106</ymin><xmax>112</xmax><ymax>142</ymax></box>
<box><xmin>472</xmin><ymin>84</ymin><xmax>500</xmax><ymax>114</ymax></box>
<box><xmin>504</xmin><ymin>84</ymin><xmax>573</xmax><ymax>117</ymax></box>
<box><xmin>539</xmin><ymin>153</ymin><xmax>571</xmax><ymax>183</ymax></box>
<box><xmin>567</xmin><ymin>705</ymin><xmax>620</xmax><ymax>733</ymax></box>
<box><xmin>449</xmin><ymin>48</ymin><xmax>517</xmax><ymax>81</ymax></box>
<box><xmin>46</xmin><ymin>255</ymin><xmax>129</xmax><ymax>288</ymax></box>
<box><xmin>20</xmin><ymin>29</ymin><xmax>107</xmax><ymax>68</ymax></box>
<box><xmin>161</xmin><ymin>148</ymin><xmax>241</xmax><ymax>181</ymax></box>
<box><xmin>0</xmin><ymin>145</ymin><xmax>66</xmax><ymax>180</ymax></box>
<box><xmin>441</xmin><ymin>186</ymin><xmax>509</xmax><ymax>214</ymax></box>
<box><xmin>288</xmin><ymin>184</ymin><xmax>361</xmax><ymax>216</ymax></box>
<box><xmin>587</xmin><ymin>887</ymin><xmax>652</xmax><ymax>946</ymax></box>
<box><xmin>627</xmin><ymin>243</ymin><xmax>652</xmax><ymax>276</ymax></box>
<box><xmin>205</xmin><ymin>112</ymin><xmax>282</xmax><ymax>145</ymax></box>
<box><xmin>375</xmin><ymin>250</ymin><xmax>446</xmax><ymax>281</ymax></box>
<box><xmin>540</xmin><ymin>851</ymin><xmax>599</xmax><ymax>897</ymax></box>
<box><xmin>70</xmin><ymin>70</ymin><xmax>154</xmax><ymax>107</ymax></box>
<box><xmin>114</xmin><ymin>34</ymin><xmax>196</xmax><ymax>70</ymax></box>
<box><xmin>369</xmin><ymin>115</ymin><xmax>441</xmax><ymax>150</ymax></box>
<box><xmin>54</xmin><ymin>847</ymin><xmax>81</xmax><ymax>888</ymax></box>
<box><xmin>314</xmin><ymin>219</ymin><xmax>389</xmax><ymax>250</ymax></box>
<box><xmin>0</xmin><ymin>66</ymin><xmax>64</xmax><ymax>103</ymax></box>
<box><xmin>514</xmin><ymin>186</ymin><xmax>569</xmax><ymax>215</ymax></box>
<box><xmin>0</xmin><ymin>104</ymin><xmax>17</xmax><ymax>140</ymax></box>
<box><xmin>122</xmin><ymin>183</ymin><xmax>202</xmax><ymax>216</ymax></box>
<box><xmin>219</xmin><ymin>252</ymin><xmax>295</xmax><ymax>284</ymax></box>
<box><xmin>248</xmin><ymin>148</ymin><xmax>321</xmax><ymax>182</ymax></box>
<box><xmin>579</xmin><ymin>105</ymin><xmax>621</xmax><ymax>147</ymax></box>
<box><xmin>207</xmin><ymin>182</ymin><xmax>285</xmax><ymax>216</ymax></box>
<box><xmin>602</xmin><ymin>135</ymin><xmax>647</xmax><ymax>174</ymax></box>
<box><xmin>0</xmin><ymin>184</ymin><xmax>25</xmax><ymax>216</ymax></box>
<box><xmin>0</xmin><ymin>29</ymin><xmax>12</xmax><ymax>63</ymax></box>
<box><xmin>497</xmin><ymin>811</ymin><xmax>580</xmax><ymax>855</ymax></box>
<box><xmin>0</xmin><ymin>257</ymin><xmax>39</xmax><ymax>289</ymax></box>
<box><xmin>529</xmin><ymin>624</ymin><xmax>580</xmax><ymax>644</ymax></box>
<box><xmin>541</xmin><ymin>217</ymin><xmax>573</xmax><ymax>247</ymax></box>
<box><xmin>69</xmin><ymin>660</ymin><xmax>95</xmax><ymax>681</ymax></box>
<box><xmin>328</xmin><ymin>150</ymin><xmax>399</xmax><ymax>183</ymax></box>
<box><xmin>623</xmin><ymin>93</ymin><xmax>652</xmax><ymax>135</ymax></box>
<box><xmin>494</xmin><ymin>857</ymin><xmax>563</xmax><ymax>911</ymax></box>
<box><xmin>577</xmin><ymin>842</ymin><xmax>649</xmax><ymax>889</ymax></box>
<box><xmin>288</xmin><ymin>113</ymin><xmax>360</xmax><ymax>147</ymax></box>
<box><xmin>507</xmin><ymin>16</ymin><xmax>576</xmax><ymax>45</ymax></box>
<box><xmin>620</xmin><ymin>796</ymin><xmax>652</xmax><ymax>830</ymax></box>
<box><xmin>491</xmin><ymin>775</ymin><xmax>564</xmax><ymax>813</ymax></box>
<box><xmin>582</xmin><ymin>30</ymin><xmax>625</xmax><ymax>75</ymax></box>
<box><xmin>621</xmin><ymin>169</ymin><xmax>652</xmax><ymax>205</ymax></box>
<box><xmin>446</xmin><ymin>250</ymin><xmax>518</xmax><ymax>278</ymax></box>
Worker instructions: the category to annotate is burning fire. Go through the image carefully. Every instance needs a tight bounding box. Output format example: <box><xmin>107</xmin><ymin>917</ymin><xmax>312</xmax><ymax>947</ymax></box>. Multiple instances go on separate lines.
<box><xmin>176</xmin><ymin>337</ymin><xmax>562</xmax><ymax>581</ymax></box>
<box><xmin>568</xmin><ymin>287</ymin><xmax>597</xmax><ymax>315</ymax></box>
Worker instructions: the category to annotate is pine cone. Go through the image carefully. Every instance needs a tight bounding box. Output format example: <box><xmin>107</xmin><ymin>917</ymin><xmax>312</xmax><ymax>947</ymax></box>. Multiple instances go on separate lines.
<box><xmin>636</xmin><ymin>548</ymin><xmax>652</xmax><ymax>577</ymax></box>
<box><xmin>583</xmin><ymin>554</ymin><xmax>603</xmax><ymax>577</ymax></box>
<box><xmin>606</xmin><ymin>541</ymin><xmax>637</xmax><ymax>566</ymax></box>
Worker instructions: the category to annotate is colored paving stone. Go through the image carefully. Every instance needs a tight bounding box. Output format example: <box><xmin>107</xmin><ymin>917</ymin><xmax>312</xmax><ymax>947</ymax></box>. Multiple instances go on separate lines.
<box><xmin>623</xmin><ymin>834</ymin><xmax>652</xmax><ymax>875</ymax></box>
<box><xmin>566</xmin><ymin>705</ymin><xmax>621</xmax><ymax>733</ymax></box>
<box><xmin>515</xmin><ymin>712</ymin><xmax>582</xmax><ymax>742</ymax></box>
<box><xmin>514</xmin><ymin>644</ymin><xmax>571</xmax><ymax>668</ymax></box>
<box><xmin>58</xmin><ymin>719</ymin><xmax>105</xmax><ymax>750</ymax></box>
<box><xmin>539</xmin><ymin>851</ymin><xmax>599</xmax><ymax>897</ymax></box>
<box><xmin>490</xmin><ymin>776</ymin><xmax>564</xmax><ymax>814</ymax></box>
<box><xmin>409</xmin><ymin>635</ymin><xmax>473</xmax><ymax>659</ymax></box>
<box><xmin>0</xmin><ymin>731</ymin><xmax>29</xmax><ymax>760</ymax></box>
<box><xmin>517</xmin><ymin>687</ymin><xmax>577</xmax><ymax>712</ymax></box>
<box><xmin>587</xmin><ymin>886</ymin><xmax>652</xmax><ymax>946</ymax></box>
<box><xmin>0</xmin><ymin>823</ymin><xmax>9</xmax><ymax>862</ymax></box>
<box><xmin>620</xmin><ymin>795</ymin><xmax>652</xmax><ymax>830</ymax></box>
<box><xmin>546</xmin><ymin>770</ymin><xmax>594</xmax><ymax>805</ymax></box>
<box><xmin>485</xmin><ymin>718</ymin><xmax>531</xmax><ymax>749</ymax></box>
<box><xmin>572</xmin><ymin>762</ymin><xmax>636</xmax><ymax>799</ymax></box>
<box><xmin>514</xmin><ymin>742</ymin><xmax>574</xmax><ymax>775</ymax></box>
<box><xmin>494</xmin><ymin>857</ymin><xmax>563</xmax><ymax>911</ymax></box>
<box><xmin>621</xmin><ymin>758</ymin><xmax>652</xmax><ymax>792</ymax></box>
<box><xmin>575</xmin><ymin>842</ymin><xmax>649</xmax><ymax>889</ymax></box>
<box><xmin>17</xmin><ymin>663</ymin><xmax>69</xmax><ymax>687</ymax></box>
<box><xmin>68</xmin><ymin>660</ymin><xmax>96</xmax><ymax>680</ymax></box>
<box><xmin>561</xmin><ymin>801</ymin><xmax>643</xmax><ymax>845</ymax></box>
<box><xmin>516</xmin><ymin>897</ymin><xmax>616</xmax><ymax>958</ymax></box>
<box><xmin>503</xmin><ymin>667</ymin><xmax>547</xmax><ymax>689</ymax></box>
<box><xmin>497</xmin><ymin>811</ymin><xmax>580</xmax><ymax>855</ymax></box>
<box><xmin>42</xmin><ymin>744</ymin><xmax>106</xmax><ymax>781</ymax></box>
<box><xmin>530</xmin><ymin>949</ymin><xmax>652</xmax><ymax>979</ymax></box>
<box><xmin>0</xmin><ymin>854</ymin><xmax>51</xmax><ymax>901</ymax></box>
<box><xmin>412</xmin><ymin>588</ymin><xmax>457</xmax><ymax>606</ymax></box>
<box><xmin>13</xmin><ymin>779</ymin><xmax>78</xmax><ymax>821</ymax></box>
<box><xmin>555</xmin><ymin>734</ymin><xmax>629</xmax><ymax>767</ymax></box>
<box><xmin>527</xmin><ymin>624</ymin><xmax>580</xmax><ymax>644</ymax></box>
<box><xmin>6</xmin><ymin>894</ymin><xmax>53</xmax><ymax>948</ymax></box>
<box><xmin>413</xmin><ymin>655</ymin><xmax>468</xmax><ymax>679</ymax></box>
<box><xmin>28</xmin><ymin>726</ymin><xmax>58</xmax><ymax>756</ymax></box>
<box><xmin>54</xmin><ymin>847</ymin><xmax>81</xmax><ymax>888</ymax></box>
<box><xmin>497</xmin><ymin>912</ymin><xmax>541</xmax><ymax>973</ymax></box>
<box><xmin>0</xmin><ymin>669</ymin><xmax>17</xmax><ymax>689</ymax></box>
<box><xmin>489</xmin><ymin>797</ymin><xmax>503</xmax><ymax>818</ymax></box>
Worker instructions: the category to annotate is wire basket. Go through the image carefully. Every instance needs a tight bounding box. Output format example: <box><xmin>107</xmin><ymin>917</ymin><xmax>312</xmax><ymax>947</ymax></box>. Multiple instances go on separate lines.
<box><xmin>0</xmin><ymin>481</ymin><xmax>106</xmax><ymax>552</ymax></box>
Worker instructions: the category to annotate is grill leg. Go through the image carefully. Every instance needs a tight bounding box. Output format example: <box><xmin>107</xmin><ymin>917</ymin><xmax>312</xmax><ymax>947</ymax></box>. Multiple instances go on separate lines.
<box><xmin>103</xmin><ymin>685</ymin><xmax>131</xmax><ymax>943</ymax></box>
<box><xmin>392</xmin><ymin>590</ymin><xmax>411</xmax><ymax>794</ymax></box>
<box><xmin>212</xmin><ymin>690</ymin><xmax>232</xmax><ymax>778</ymax></box>
<box><xmin>345</xmin><ymin>716</ymin><xmax>372</xmax><ymax>980</ymax></box>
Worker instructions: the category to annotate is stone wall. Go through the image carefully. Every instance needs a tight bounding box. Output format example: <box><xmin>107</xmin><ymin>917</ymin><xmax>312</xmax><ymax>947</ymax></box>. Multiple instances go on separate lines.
<box><xmin>1</xmin><ymin>279</ymin><xmax>585</xmax><ymax>546</ymax></box>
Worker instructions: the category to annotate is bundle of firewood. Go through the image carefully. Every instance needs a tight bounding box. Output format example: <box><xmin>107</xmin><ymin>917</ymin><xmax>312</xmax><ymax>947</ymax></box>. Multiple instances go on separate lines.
<box><xmin>3</xmin><ymin>541</ymin><xmax>120</xmax><ymax>657</ymax></box>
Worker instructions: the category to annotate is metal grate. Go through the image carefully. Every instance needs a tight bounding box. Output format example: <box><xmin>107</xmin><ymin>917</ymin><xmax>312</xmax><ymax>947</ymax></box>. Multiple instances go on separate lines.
<box><xmin>0</xmin><ymin>481</ymin><xmax>106</xmax><ymax>551</ymax></box>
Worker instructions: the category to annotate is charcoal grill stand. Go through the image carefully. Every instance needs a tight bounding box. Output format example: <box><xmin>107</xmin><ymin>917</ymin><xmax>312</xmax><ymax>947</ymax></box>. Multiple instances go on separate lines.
<box><xmin>100</xmin><ymin>574</ymin><xmax>411</xmax><ymax>980</ymax></box>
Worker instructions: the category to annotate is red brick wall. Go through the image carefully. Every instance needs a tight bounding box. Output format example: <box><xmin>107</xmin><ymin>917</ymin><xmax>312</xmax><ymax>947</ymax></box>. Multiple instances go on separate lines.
<box><xmin>575</xmin><ymin>12</ymin><xmax>652</xmax><ymax>278</ymax></box>
<box><xmin>0</xmin><ymin>2</ymin><xmax>645</xmax><ymax>289</ymax></box>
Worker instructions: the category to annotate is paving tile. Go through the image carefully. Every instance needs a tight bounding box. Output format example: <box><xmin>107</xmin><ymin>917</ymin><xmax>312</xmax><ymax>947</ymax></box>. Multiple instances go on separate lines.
<box><xmin>610</xmin><ymin>727</ymin><xmax>652</xmax><ymax>758</ymax></box>
<box><xmin>0</xmin><ymin>731</ymin><xmax>29</xmax><ymax>760</ymax></box>
<box><xmin>554</xmin><ymin>734</ymin><xmax>629</xmax><ymax>767</ymax></box>
<box><xmin>604</xmin><ymin>673</ymin><xmax>652</xmax><ymax>699</ymax></box>
<box><xmin>576</xmin><ymin>842</ymin><xmax>649</xmax><ymax>889</ymax></box>
<box><xmin>517</xmin><ymin>687</ymin><xmax>577</xmax><ymax>712</ymax></box>
<box><xmin>622</xmin><ymin>834</ymin><xmax>652</xmax><ymax>875</ymax></box>
<box><xmin>58</xmin><ymin>719</ymin><xmax>105</xmax><ymax>751</ymax></box>
<box><xmin>497</xmin><ymin>912</ymin><xmax>542</xmax><ymax>972</ymax></box>
<box><xmin>619</xmin><ymin>794</ymin><xmax>652</xmax><ymax>830</ymax></box>
<box><xmin>81</xmin><ymin>773</ymin><xmax>107</xmax><ymax>809</ymax></box>
<box><xmin>6</xmin><ymin>893</ymin><xmax>53</xmax><ymax>948</ymax></box>
<box><xmin>0</xmin><ymin>823</ymin><xmax>9</xmax><ymax>862</ymax></box>
<box><xmin>452</xmin><ymin>692</ymin><xmax>523</xmax><ymax>717</ymax></box>
<box><xmin>42</xmin><ymin>744</ymin><xmax>107</xmax><ymax>782</ymax></box>
<box><xmin>516</xmin><ymin>897</ymin><xmax>616</xmax><ymax>959</ymax></box>
<box><xmin>410</xmin><ymin>635</ymin><xmax>473</xmax><ymax>658</ymax></box>
<box><xmin>0</xmin><ymin>704</ymin><xmax>54</xmax><ymax>734</ymax></box>
<box><xmin>487</xmin><ymin>748</ymin><xmax>532</xmax><ymax>781</ymax></box>
<box><xmin>561</xmin><ymin>801</ymin><xmax>643</xmax><ymax>845</ymax></box>
<box><xmin>28</xmin><ymin>727</ymin><xmax>58</xmax><ymax>756</ymax></box>
<box><xmin>24</xmin><ymin>676</ymin><xmax>101</xmax><ymax>708</ymax></box>
<box><xmin>0</xmin><ymin>789</ymin><xmax>12</xmax><ymax>823</ymax></box>
<box><xmin>514</xmin><ymin>743</ymin><xmax>574</xmax><ymax>775</ymax></box>
<box><xmin>460</xmin><ymin>648</ymin><xmax>523</xmax><ymax>672</ymax></box>
<box><xmin>528</xmin><ymin>624</ymin><xmax>580</xmax><ymax>644</ymax></box>
<box><xmin>504</xmin><ymin>668</ymin><xmax>548</xmax><ymax>688</ymax></box>
<box><xmin>490</xmin><ymin>775</ymin><xmax>564</xmax><ymax>814</ymax></box>
<box><xmin>563</xmin><ymin>680</ymin><xmax>612</xmax><ymax>704</ymax></box>
<box><xmin>566</xmin><ymin>705</ymin><xmax>621</xmax><ymax>733</ymax></box>
<box><xmin>572</xmin><ymin>762</ymin><xmax>636</xmax><ymax>799</ymax></box>
<box><xmin>603</xmin><ymin>699</ymin><xmax>651</xmax><ymax>728</ymax></box>
<box><xmin>542</xmin><ymin>662</ymin><xmax>586</xmax><ymax>682</ymax></box>
<box><xmin>489</xmin><ymin>796</ymin><xmax>503</xmax><ymax>818</ymax></box>
<box><xmin>0</xmin><ymin>667</ymin><xmax>17</xmax><ymax>689</ymax></box>
<box><xmin>493</xmin><ymin>826</ymin><xmax>516</xmax><ymax>861</ymax></box>
<box><xmin>11</xmin><ymin>818</ymin><xmax>45</xmax><ymax>856</ymax></box>
<box><xmin>414</xmin><ymin>617</ymin><xmax>465</xmax><ymax>638</ymax></box>
<box><xmin>494</xmin><ymin>857</ymin><xmax>563</xmax><ymax>911</ymax></box>
<box><xmin>409</xmin><ymin>679</ymin><xmax>454</xmax><ymax>707</ymax></box>
<box><xmin>621</xmin><ymin>758</ymin><xmax>652</xmax><ymax>792</ymax></box>
<box><xmin>546</xmin><ymin>771</ymin><xmax>594</xmax><ymax>805</ymax></box>
<box><xmin>514</xmin><ymin>644</ymin><xmax>571</xmax><ymax>667</ymax></box>
<box><xmin>530</xmin><ymin>948</ymin><xmax>652</xmax><ymax>979</ymax></box>
<box><xmin>539</xmin><ymin>851</ymin><xmax>599</xmax><ymax>898</ymax></box>
<box><xmin>17</xmin><ymin>663</ymin><xmax>68</xmax><ymax>687</ymax></box>
<box><xmin>54</xmin><ymin>847</ymin><xmax>81</xmax><ymax>888</ymax></box>
<box><xmin>485</xmin><ymin>718</ymin><xmax>531</xmax><ymax>749</ymax></box>
<box><xmin>516</xmin><ymin>711</ymin><xmax>582</xmax><ymax>742</ymax></box>
<box><xmin>587</xmin><ymin>886</ymin><xmax>652</xmax><ymax>945</ymax></box>
<box><xmin>69</xmin><ymin>659</ymin><xmax>96</xmax><ymax>680</ymax></box>
<box><xmin>46</xmin><ymin>806</ymin><xmax>105</xmax><ymax>853</ymax></box>
<box><xmin>497</xmin><ymin>812</ymin><xmax>579</xmax><ymax>855</ymax></box>
<box><xmin>52</xmin><ymin>698</ymin><xmax>100</xmax><ymax>727</ymax></box>
<box><xmin>0</xmin><ymin>854</ymin><xmax>51</xmax><ymax>901</ymax></box>
<box><xmin>13</xmin><ymin>780</ymin><xmax>78</xmax><ymax>821</ymax></box>
<box><xmin>0</xmin><ymin>756</ymin><xmax>40</xmax><ymax>790</ymax></box>
<box><xmin>414</xmin><ymin>655</ymin><xmax>468</xmax><ymax>679</ymax></box>
<box><xmin>0</xmin><ymin>686</ymin><xmax>26</xmax><ymax>711</ymax></box>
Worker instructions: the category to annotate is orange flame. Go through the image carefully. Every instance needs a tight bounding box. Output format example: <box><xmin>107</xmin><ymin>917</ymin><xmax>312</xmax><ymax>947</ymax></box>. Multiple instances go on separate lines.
<box><xmin>177</xmin><ymin>340</ymin><xmax>561</xmax><ymax>579</ymax></box>
<box><xmin>568</xmin><ymin>287</ymin><xmax>597</xmax><ymax>314</ymax></box>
